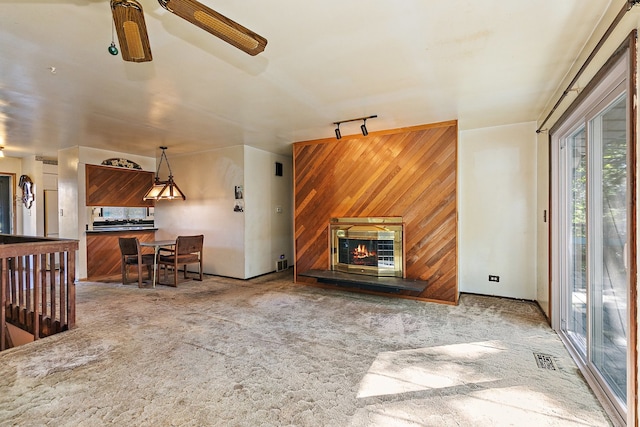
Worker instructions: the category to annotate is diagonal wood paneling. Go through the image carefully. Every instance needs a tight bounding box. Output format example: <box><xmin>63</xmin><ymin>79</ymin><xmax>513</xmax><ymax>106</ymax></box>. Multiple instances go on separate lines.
<box><xmin>86</xmin><ymin>230</ymin><xmax>155</xmax><ymax>280</ymax></box>
<box><xmin>293</xmin><ymin>121</ymin><xmax>458</xmax><ymax>303</ymax></box>
<box><xmin>86</xmin><ymin>164</ymin><xmax>154</xmax><ymax>207</ymax></box>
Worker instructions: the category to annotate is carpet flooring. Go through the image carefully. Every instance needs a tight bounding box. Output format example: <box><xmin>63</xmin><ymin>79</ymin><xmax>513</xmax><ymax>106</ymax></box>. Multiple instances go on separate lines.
<box><xmin>0</xmin><ymin>270</ymin><xmax>612</xmax><ymax>426</ymax></box>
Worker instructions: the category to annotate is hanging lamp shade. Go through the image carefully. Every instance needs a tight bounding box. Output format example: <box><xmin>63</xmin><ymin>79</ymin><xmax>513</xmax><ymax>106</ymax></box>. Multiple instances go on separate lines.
<box><xmin>144</xmin><ymin>177</ymin><xmax>186</xmax><ymax>200</ymax></box>
<box><xmin>143</xmin><ymin>147</ymin><xmax>186</xmax><ymax>201</ymax></box>
<box><xmin>144</xmin><ymin>180</ymin><xmax>166</xmax><ymax>200</ymax></box>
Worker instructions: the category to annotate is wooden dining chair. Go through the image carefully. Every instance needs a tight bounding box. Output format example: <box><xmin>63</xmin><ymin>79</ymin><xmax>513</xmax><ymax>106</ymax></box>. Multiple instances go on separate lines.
<box><xmin>118</xmin><ymin>237</ymin><xmax>155</xmax><ymax>288</ymax></box>
<box><xmin>158</xmin><ymin>235</ymin><xmax>204</xmax><ymax>287</ymax></box>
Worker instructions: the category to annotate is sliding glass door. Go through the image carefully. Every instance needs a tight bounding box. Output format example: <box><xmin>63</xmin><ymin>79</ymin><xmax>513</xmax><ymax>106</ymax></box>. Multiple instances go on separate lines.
<box><xmin>565</xmin><ymin>125</ymin><xmax>587</xmax><ymax>358</ymax></box>
<box><xmin>588</xmin><ymin>94</ymin><xmax>628</xmax><ymax>403</ymax></box>
<box><xmin>552</xmin><ymin>50</ymin><xmax>632</xmax><ymax>424</ymax></box>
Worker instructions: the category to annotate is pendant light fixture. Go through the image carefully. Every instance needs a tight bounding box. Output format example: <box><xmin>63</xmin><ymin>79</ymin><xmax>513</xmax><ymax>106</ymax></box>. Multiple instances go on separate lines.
<box><xmin>143</xmin><ymin>146</ymin><xmax>186</xmax><ymax>201</ymax></box>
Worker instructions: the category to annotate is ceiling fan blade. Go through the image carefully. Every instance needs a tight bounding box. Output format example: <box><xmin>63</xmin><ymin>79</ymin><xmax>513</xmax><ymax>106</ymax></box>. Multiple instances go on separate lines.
<box><xmin>110</xmin><ymin>0</ymin><xmax>153</xmax><ymax>62</ymax></box>
<box><xmin>158</xmin><ymin>0</ymin><xmax>267</xmax><ymax>56</ymax></box>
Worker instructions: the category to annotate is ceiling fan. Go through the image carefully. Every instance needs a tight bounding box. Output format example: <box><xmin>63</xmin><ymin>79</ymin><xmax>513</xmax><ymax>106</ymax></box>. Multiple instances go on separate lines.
<box><xmin>110</xmin><ymin>0</ymin><xmax>268</xmax><ymax>62</ymax></box>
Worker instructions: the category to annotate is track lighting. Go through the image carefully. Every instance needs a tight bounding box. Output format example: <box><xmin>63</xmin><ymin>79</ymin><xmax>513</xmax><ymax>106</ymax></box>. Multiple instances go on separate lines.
<box><xmin>361</xmin><ymin>119</ymin><xmax>368</xmax><ymax>136</ymax></box>
<box><xmin>332</xmin><ymin>115</ymin><xmax>377</xmax><ymax>139</ymax></box>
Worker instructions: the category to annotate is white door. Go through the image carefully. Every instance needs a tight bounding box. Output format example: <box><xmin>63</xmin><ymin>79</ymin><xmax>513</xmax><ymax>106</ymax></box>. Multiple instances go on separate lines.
<box><xmin>44</xmin><ymin>190</ymin><xmax>58</xmax><ymax>237</ymax></box>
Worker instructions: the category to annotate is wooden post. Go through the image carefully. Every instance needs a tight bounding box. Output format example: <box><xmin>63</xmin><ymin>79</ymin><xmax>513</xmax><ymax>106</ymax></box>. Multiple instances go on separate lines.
<box><xmin>32</xmin><ymin>254</ymin><xmax>39</xmax><ymax>341</ymax></box>
<box><xmin>67</xmin><ymin>250</ymin><xmax>76</xmax><ymax>329</ymax></box>
<box><xmin>1</xmin><ymin>258</ymin><xmax>6</xmax><ymax>351</ymax></box>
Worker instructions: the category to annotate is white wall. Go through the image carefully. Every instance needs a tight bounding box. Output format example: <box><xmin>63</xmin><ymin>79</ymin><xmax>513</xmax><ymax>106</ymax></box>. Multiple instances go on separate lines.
<box><xmin>458</xmin><ymin>122</ymin><xmax>538</xmax><ymax>300</ymax></box>
<box><xmin>57</xmin><ymin>147</ymin><xmax>79</xmax><ymax>243</ymax></box>
<box><xmin>244</xmin><ymin>146</ymin><xmax>294</xmax><ymax>278</ymax></box>
<box><xmin>244</xmin><ymin>146</ymin><xmax>273</xmax><ymax>277</ymax></box>
<box><xmin>154</xmin><ymin>145</ymin><xmax>294</xmax><ymax>280</ymax></box>
<box><xmin>155</xmin><ymin>146</ymin><xmax>247</xmax><ymax>278</ymax></box>
<box><xmin>535</xmin><ymin>133</ymin><xmax>550</xmax><ymax>316</ymax></box>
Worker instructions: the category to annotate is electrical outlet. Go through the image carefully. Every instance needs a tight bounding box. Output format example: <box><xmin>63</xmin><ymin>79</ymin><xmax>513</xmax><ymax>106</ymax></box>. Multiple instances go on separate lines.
<box><xmin>489</xmin><ymin>275</ymin><xmax>500</xmax><ymax>282</ymax></box>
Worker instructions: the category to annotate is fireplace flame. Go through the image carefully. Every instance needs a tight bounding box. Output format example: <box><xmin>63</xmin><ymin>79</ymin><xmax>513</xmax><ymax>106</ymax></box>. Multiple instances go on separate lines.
<box><xmin>353</xmin><ymin>244</ymin><xmax>376</xmax><ymax>259</ymax></box>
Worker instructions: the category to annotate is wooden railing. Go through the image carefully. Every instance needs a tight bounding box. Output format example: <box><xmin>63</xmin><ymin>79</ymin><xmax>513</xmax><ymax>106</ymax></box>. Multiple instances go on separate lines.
<box><xmin>0</xmin><ymin>235</ymin><xmax>78</xmax><ymax>351</ymax></box>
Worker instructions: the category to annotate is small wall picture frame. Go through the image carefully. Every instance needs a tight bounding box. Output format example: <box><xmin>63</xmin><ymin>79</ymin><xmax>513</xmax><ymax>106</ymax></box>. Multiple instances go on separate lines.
<box><xmin>234</xmin><ymin>185</ymin><xmax>244</xmax><ymax>200</ymax></box>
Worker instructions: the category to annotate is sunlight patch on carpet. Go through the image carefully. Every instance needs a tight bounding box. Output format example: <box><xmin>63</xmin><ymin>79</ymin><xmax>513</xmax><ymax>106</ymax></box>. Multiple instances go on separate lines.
<box><xmin>357</xmin><ymin>341</ymin><xmax>506</xmax><ymax>398</ymax></box>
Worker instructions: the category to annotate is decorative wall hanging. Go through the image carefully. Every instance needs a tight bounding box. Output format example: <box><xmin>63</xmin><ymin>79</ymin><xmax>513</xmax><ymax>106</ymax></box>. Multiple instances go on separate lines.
<box><xmin>18</xmin><ymin>175</ymin><xmax>34</xmax><ymax>209</ymax></box>
<box><xmin>234</xmin><ymin>185</ymin><xmax>244</xmax><ymax>212</ymax></box>
<box><xmin>234</xmin><ymin>185</ymin><xmax>243</xmax><ymax>199</ymax></box>
<box><xmin>101</xmin><ymin>158</ymin><xmax>142</xmax><ymax>169</ymax></box>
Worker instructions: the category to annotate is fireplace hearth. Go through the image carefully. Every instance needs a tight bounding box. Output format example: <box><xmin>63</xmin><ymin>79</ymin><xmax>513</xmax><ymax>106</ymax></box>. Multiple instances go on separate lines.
<box><xmin>330</xmin><ymin>217</ymin><xmax>403</xmax><ymax>277</ymax></box>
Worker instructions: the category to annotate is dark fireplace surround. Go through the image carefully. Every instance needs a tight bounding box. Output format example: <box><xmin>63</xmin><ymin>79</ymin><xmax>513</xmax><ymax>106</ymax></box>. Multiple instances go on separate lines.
<box><xmin>330</xmin><ymin>217</ymin><xmax>403</xmax><ymax>278</ymax></box>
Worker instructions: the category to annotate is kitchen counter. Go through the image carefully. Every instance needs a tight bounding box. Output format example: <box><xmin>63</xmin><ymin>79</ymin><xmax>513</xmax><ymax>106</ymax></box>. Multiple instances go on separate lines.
<box><xmin>86</xmin><ymin>228</ymin><xmax>157</xmax><ymax>280</ymax></box>
<box><xmin>86</xmin><ymin>227</ymin><xmax>158</xmax><ymax>233</ymax></box>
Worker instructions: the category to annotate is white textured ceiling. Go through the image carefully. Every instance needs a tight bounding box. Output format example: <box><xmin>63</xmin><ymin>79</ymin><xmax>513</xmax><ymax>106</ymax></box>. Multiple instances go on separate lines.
<box><xmin>0</xmin><ymin>0</ymin><xmax>613</xmax><ymax>158</ymax></box>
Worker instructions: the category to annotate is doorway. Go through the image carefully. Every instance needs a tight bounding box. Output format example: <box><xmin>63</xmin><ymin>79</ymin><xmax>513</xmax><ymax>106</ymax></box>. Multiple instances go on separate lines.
<box><xmin>551</xmin><ymin>49</ymin><xmax>635</xmax><ymax>424</ymax></box>
<box><xmin>0</xmin><ymin>175</ymin><xmax>13</xmax><ymax>234</ymax></box>
<box><xmin>44</xmin><ymin>190</ymin><xmax>59</xmax><ymax>238</ymax></box>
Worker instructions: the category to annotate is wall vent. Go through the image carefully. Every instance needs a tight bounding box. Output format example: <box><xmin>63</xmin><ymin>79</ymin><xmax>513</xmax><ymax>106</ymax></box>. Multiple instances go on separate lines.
<box><xmin>35</xmin><ymin>156</ymin><xmax>58</xmax><ymax>165</ymax></box>
<box><xmin>276</xmin><ymin>259</ymin><xmax>288</xmax><ymax>272</ymax></box>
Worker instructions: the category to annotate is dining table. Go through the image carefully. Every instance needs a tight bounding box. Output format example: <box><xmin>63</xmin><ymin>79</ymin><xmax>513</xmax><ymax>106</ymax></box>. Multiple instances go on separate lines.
<box><xmin>140</xmin><ymin>239</ymin><xmax>176</xmax><ymax>287</ymax></box>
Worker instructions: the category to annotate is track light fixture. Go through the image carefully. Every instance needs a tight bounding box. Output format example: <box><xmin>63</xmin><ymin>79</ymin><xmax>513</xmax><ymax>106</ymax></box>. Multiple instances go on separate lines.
<box><xmin>361</xmin><ymin>119</ymin><xmax>369</xmax><ymax>136</ymax></box>
<box><xmin>332</xmin><ymin>115</ymin><xmax>377</xmax><ymax>139</ymax></box>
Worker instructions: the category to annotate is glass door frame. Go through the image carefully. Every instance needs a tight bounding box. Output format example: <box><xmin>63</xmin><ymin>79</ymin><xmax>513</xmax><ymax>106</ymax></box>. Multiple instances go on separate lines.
<box><xmin>550</xmin><ymin>38</ymin><xmax>637</xmax><ymax>426</ymax></box>
<box><xmin>0</xmin><ymin>173</ymin><xmax>16</xmax><ymax>235</ymax></box>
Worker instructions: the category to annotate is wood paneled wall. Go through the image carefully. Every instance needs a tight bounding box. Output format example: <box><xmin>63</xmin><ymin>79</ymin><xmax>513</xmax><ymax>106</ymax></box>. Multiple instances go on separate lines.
<box><xmin>86</xmin><ymin>230</ymin><xmax>155</xmax><ymax>280</ymax></box>
<box><xmin>86</xmin><ymin>164</ymin><xmax>154</xmax><ymax>207</ymax></box>
<box><xmin>293</xmin><ymin>121</ymin><xmax>458</xmax><ymax>303</ymax></box>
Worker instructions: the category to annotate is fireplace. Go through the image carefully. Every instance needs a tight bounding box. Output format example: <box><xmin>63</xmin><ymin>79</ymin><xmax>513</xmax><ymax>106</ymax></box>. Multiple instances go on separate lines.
<box><xmin>330</xmin><ymin>217</ymin><xmax>403</xmax><ymax>277</ymax></box>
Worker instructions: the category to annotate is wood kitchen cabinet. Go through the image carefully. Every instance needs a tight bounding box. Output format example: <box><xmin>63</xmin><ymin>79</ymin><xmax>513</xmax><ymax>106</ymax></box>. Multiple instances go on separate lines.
<box><xmin>86</xmin><ymin>164</ymin><xmax>154</xmax><ymax>207</ymax></box>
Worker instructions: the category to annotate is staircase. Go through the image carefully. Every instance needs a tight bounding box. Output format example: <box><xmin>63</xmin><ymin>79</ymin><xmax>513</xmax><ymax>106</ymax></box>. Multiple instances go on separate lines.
<box><xmin>1</xmin><ymin>234</ymin><xmax>78</xmax><ymax>351</ymax></box>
